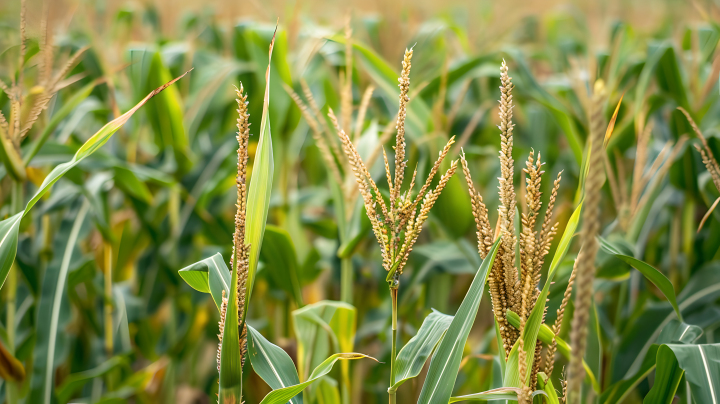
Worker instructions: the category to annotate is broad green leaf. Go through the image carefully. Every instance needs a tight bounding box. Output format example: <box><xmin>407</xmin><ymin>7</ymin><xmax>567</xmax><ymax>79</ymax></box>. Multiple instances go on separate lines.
<box><xmin>178</xmin><ymin>253</ymin><xmax>232</xmax><ymax>312</ymax></box>
<box><xmin>599</xmin><ymin>236</ymin><xmax>683</xmax><ymax>321</ymax></box>
<box><xmin>244</xmin><ymin>31</ymin><xmax>276</xmax><ymax>317</ymax></box>
<box><xmin>260</xmin><ymin>225</ymin><xmax>303</xmax><ymax>306</ymax></box>
<box><xmin>537</xmin><ymin>372</ymin><xmax>560</xmax><ymax>404</ymax></box>
<box><xmin>390</xmin><ymin>309</ymin><xmax>453</xmax><ymax>391</ymax></box>
<box><xmin>619</xmin><ymin>264</ymin><xmax>720</xmax><ymax>380</ymax></box>
<box><xmin>247</xmin><ymin>324</ymin><xmax>302</xmax><ymax>404</ymax></box>
<box><xmin>56</xmin><ymin>356</ymin><xmax>128</xmax><ymax>404</ymax></box>
<box><xmin>505</xmin><ymin>202</ymin><xmax>583</xmax><ymax>388</ymax></box>
<box><xmin>0</xmin><ymin>71</ymin><xmax>189</xmax><ymax>291</ymax></box>
<box><xmin>258</xmin><ymin>353</ymin><xmax>376</xmax><ymax>404</ymax></box>
<box><xmin>650</xmin><ymin>344</ymin><xmax>720</xmax><ymax>404</ymax></box>
<box><xmin>657</xmin><ymin>320</ymin><xmax>703</xmax><ymax>345</ymax></box>
<box><xmin>417</xmin><ymin>237</ymin><xmax>501</xmax><ymax>404</ymax></box>
<box><xmin>218</xmin><ymin>265</ymin><xmax>242</xmax><ymax>403</ymax></box>
<box><xmin>644</xmin><ymin>345</ymin><xmax>684</xmax><ymax>404</ymax></box>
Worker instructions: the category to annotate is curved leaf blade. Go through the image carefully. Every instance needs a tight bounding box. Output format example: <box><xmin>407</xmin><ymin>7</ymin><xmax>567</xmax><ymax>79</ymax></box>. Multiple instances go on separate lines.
<box><xmin>258</xmin><ymin>353</ymin><xmax>376</xmax><ymax>404</ymax></box>
<box><xmin>178</xmin><ymin>253</ymin><xmax>231</xmax><ymax>311</ymax></box>
<box><xmin>417</xmin><ymin>237</ymin><xmax>501</xmax><ymax>404</ymax></box>
<box><xmin>599</xmin><ymin>236</ymin><xmax>682</xmax><ymax>321</ymax></box>
<box><xmin>247</xmin><ymin>325</ymin><xmax>302</xmax><ymax>404</ymax></box>
<box><xmin>390</xmin><ymin>309</ymin><xmax>453</xmax><ymax>391</ymax></box>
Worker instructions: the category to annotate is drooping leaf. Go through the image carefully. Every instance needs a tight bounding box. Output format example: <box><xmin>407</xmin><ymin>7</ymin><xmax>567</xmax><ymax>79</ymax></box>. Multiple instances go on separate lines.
<box><xmin>599</xmin><ymin>236</ymin><xmax>683</xmax><ymax>320</ymax></box>
<box><xmin>648</xmin><ymin>344</ymin><xmax>720</xmax><ymax>404</ymax></box>
<box><xmin>0</xmin><ymin>71</ymin><xmax>190</xmax><ymax>291</ymax></box>
<box><xmin>417</xmin><ymin>237</ymin><xmax>501</xmax><ymax>404</ymax></box>
<box><xmin>178</xmin><ymin>253</ymin><xmax>232</xmax><ymax>312</ymax></box>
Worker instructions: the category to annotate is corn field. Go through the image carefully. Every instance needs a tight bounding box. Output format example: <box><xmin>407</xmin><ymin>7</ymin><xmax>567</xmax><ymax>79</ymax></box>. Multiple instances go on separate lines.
<box><xmin>0</xmin><ymin>0</ymin><xmax>719</xmax><ymax>403</ymax></box>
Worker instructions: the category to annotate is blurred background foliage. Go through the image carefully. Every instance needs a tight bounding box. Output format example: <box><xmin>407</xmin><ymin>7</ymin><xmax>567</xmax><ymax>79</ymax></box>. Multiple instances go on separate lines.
<box><xmin>1</xmin><ymin>0</ymin><xmax>720</xmax><ymax>402</ymax></box>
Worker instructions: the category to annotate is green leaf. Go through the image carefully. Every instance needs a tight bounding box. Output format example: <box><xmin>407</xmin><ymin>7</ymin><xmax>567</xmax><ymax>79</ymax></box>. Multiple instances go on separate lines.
<box><xmin>258</xmin><ymin>353</ymin><xmax>376</xmax><ymax>404</ymax></box>
<box><xmin>314</xmin><ymin>377</ymin><xmax>341</xmax><ymax>404</ymax></box>
<box><xmin>448</xmin><ymin>387</ymin><xmax>524</xmax><ymax>403</ymax></box>
<box><xmin>599</xmin><ymin>236</ymin><xmax>683</xmax><ymax>321</ymax></box>
<box><xmin>417</xmin><ymin>237</ymin><xmax>501</xmax><ymax>404</ymax></box>
<box><xmin>390</xmin><ymin>309</ymin><xmax>453</xmax><ymax>391</ymax></box>
<box><xmin>650</xmin><ymin>344</ymin><xmax>720</xmax><ymax>404</ymax></box>
<box><xmin>218</xmin><ymin>265</ymin><xmax>242</xmax><ymax>403</ymax></box>
<box><xmin>244</xmin><ymin>32</ymin><xmax>276</xmax><ymax>317</ymax></box>
<box><xmin>644</xmin><ymin>345</ymin><xmax>684</xmax><ymax>404</ymax></box>
<box><xmin>56</xmin><ymin>356</ymin><xmax>128</xmax><ymax>404</ymax></box>
<box><xmin>537</xmin><ymin>372</ymin><xmax>560</xmax><ymax>404</ymax></box>
<box><xmin>178</xmin><ymin>253</ymin><xmax>232</xmax><ymax>312</ymax></box>
<box><xmin>0</xmin><ymin>71</ymin><xmax>189</xmax><ymax>291</ymax></box>
<box><xmin>247</xmin><ymin>324</ymin><xmax>302</xmax><ymax>404</ymax></box>
<box><xmin>260</xmin><ymin>225</ymin><xmax>303</xmax><ymax>306</ymax></box>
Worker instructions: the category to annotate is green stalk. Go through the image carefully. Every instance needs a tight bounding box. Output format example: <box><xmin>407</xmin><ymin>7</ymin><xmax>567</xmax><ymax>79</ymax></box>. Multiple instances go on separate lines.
<box><xmin>341</xmin><ymin>257</ymin><xmax>353</xmax><ymax>303</ymax></box>
<box><xmin>389</xmin><ymin>287</ymin><xmax>398</xmax><ymax>404</ymax></box>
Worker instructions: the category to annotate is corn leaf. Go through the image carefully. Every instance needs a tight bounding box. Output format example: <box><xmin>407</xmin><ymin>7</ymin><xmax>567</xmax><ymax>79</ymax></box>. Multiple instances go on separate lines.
<box><xmin>260</xmin><ymin>225</ymin><xmax>303</xmax><ymax>306</ymax></box>
<box><xmin>218</xmin><ymin>265</ymin><xmax>242</xmax><ymax>403</ymax></box>
<box><xmin>390</xmin><ymin>309</ymin><xmax>453</xmax><ymax>391</ymax></box>
<box><xmin>599</xmin><ymin>236</ymin><xmax>682</xmax><ymax>321</ymax></box>
<box><xmin>600</xmin><ymin>345</ymin><xmax>659</xmax><ymax>404</ymax></box>
<box><xmin>644</xmin><ymin>344</ymin><xmax>684</xmax><ymax>404</ymax></box>
<box><xmin>537</xmin><ymin>372</ymin><xmax>560</xmax><ymax>404</ymax></box>
<box><xmin>0</xmin><ymin>71</ymin><xmax>189</xmax><ymax>291</ymax></box>
<box><xmin>649</xmin><ymin>344</ymin><xmax>720</xmax><ymax>403</ymax></box>
<box><xmin>247</xmin><ymin>324</ymin><xmax>303</xmax><ymax>404</ymax></box>
<box><xmin>417</xmin><ymin>237</ymin><xmax>501</xmax><ymax>404</ymax></box>
<box><xmin>258</xmin><ymin>353</ymin><xmax>376</xmax><ymax>404</ymax></box>
<box><xmin>178</xmin><ymin>253</ymin><xmax>232</xmax><ymax>312</ymax></box>
<box><xmin>244</xmin><ymin>30</ymin><xmax>276</xmax><ymax>317</ymax></box>
<box><xmin>447</xmin><ymin>387</ymin><xmax>523</xmax><ymax>403</ymax></box>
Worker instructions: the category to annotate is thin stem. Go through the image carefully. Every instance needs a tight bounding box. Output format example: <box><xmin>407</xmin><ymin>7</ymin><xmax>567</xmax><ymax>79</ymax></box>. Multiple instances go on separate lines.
<box><xmin>341</xmin><ymin>257</ymin><xmax>353</xmax><ymax>304</ymax></box>
<box><xmin>389</xmin><ymin>287</ymin><xmax>398</xmax><ymax>404</ymax></box>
